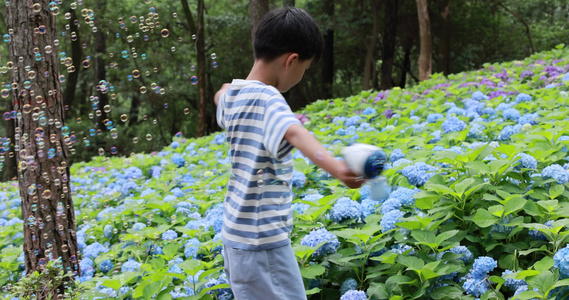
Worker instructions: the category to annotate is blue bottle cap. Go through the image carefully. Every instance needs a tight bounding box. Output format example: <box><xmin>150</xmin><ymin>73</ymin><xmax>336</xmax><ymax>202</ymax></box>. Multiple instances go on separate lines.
<box><xmin>364</xmin><ymin>150</ymin><xmax>387</xmax><ymax>179</ymax></box>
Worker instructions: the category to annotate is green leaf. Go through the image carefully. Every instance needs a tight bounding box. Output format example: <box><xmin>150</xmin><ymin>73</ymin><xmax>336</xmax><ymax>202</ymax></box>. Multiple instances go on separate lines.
<box><xmin>163</xmin><ymin>243</ymin><xmax>179</xmax><ymax>260</ymax></box>
<box><xmin>367</xmin><ymin>282</ymin><xmax>390</xmax><ymax>299</ymax></box>
<box><xmin>396</xmin><ymin>255</ymin><xmax>424</xmax><ymax>270</ymax></box>
<box><xmin>550</xmin><ymin>184</ymin><xmax>565</xmax><ymax>199</ymax></box>
<box><xmin>453</xmin><ymin>178</ymin><xmax>475</xmax><ymax>195</ymax></box>
<box><xmin>299</xmin><ymin>263</ymin><xmax>325</xmax><ymax>279</ymax></box>
<box><xmin>526</xmin><ymin>270</ymin><xmax>556</xmax><ymax>293</ymax></box>
<box><xmin>435</xmin><ymin>230</ymin><xmax>460</xmax><ymax>247</ymax></box>
<box><xmin>504</xmin><ymin>197</ymin><xmax>527</xmax><ymax>216</ymax></box>
<box><xmin>516</xmin><ymin>270</ymin><xmax>541</xmax><ymax>279</ymax></box>
<box><xmin>472</xmin><ymin>209</ymin><xmax>500</xmax><ymax>228</ymax></box>
<box><xmin>143</xmin><ymin>281</ymin><xmax>162</xmax><ymax>299</ymax></box>
<box><xmin>430</xmin><ymin>286</ymin><xmax>466</xmax><ymax>299</ymax></box>
<box><xmin>102</xmin><ymin>279</ymin><xmax>121</xmax><ymax>291</ymax></box>
<box><xmin>305</xmin><ymin>287</ymin><xmax>321</xmax><ymax>295</ymax></box>
<box><xmin>534</xmin><ymin>256</ymin><xmax>554</xmax><ymax>273</ymax></box>
<box><xmin>465</xmin><ymin>161</ymin><xmax>491</xmax><ymax>174</ymax></box>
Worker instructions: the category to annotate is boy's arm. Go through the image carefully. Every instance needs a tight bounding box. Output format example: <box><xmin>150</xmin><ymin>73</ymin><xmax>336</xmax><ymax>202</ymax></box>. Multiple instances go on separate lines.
<box><xmin>284</xmin><ymin>124</ymin><xmax>364</xmax><ymax>189</ymax></box>
<box><xmin>214</xmin><ymin>83</ymin><xmax>231</xmax><ymax>106</ymax></box>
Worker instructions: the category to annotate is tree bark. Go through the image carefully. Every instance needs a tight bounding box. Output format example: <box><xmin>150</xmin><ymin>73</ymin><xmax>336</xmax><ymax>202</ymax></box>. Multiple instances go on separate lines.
<box><xmin>7</xmin><ymin>1</ymin><xmax>80</xmax><ymax>298</ymax></box>
<box><xmin>380</xmin><ymin>0</ymin><xmax>399</xmax><ymax>90</ymax></box>
<box><xmin>321</xmin><ymin>0</ymin><xmax>334</xmax><ymax>99</ymax></box>
<box><xmin>249</xmin><ymin>0</ymin><xmax>269</xmax><ymax>44</ymax></box>
<box><xmin>62</xmin><ymin>9</ymin><xmax>81</xmax><ymax>113</ymax></box>
<box><xmin>416</xmin><ymin>0</ymin><xmax>432</xmax><ymax>81</ymax></box>
<box><xmin>363</xmin><ymin>0</ymin><xmax>380</xmax><ymax>90</ymax></box>
<box><xmin>2</xmin><ymin>111</ymin><xmax>17</xmax><ymax>181</ymax></box>
<box><xmin>437</xmin><ymin>0</ymin><xmax>451</xmax><ymax>75</ymax></box>
<box><xmin>195</xmin><ymin>0</ymin><xmax>207</xmax><ymax>137</ymax></box>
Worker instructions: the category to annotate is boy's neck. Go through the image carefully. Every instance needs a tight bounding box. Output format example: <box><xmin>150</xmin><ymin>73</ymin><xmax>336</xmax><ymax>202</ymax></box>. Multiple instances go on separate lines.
<box><xmin>246</xmin><ymin>58</ymin><xmax>280</xmax><ymax>88</ymax></box>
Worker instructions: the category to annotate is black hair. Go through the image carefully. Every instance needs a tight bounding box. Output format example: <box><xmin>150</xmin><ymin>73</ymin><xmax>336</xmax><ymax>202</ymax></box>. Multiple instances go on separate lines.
<box><xmin>253</xmin><ymin>7</ymin><xmax>323</xmax><ymax>63</ymax></box>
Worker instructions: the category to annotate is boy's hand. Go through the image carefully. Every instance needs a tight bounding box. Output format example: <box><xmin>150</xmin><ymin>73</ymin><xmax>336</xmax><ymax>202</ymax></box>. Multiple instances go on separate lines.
<box><xmin>214</xmin><ymin>83</ymin><xmax>231</xmax><ymax>106</ymax></box>
<box><xmin>334</xmin><ymin>161</ymin><xmax>366</xmax><ymax>189</ymax></box>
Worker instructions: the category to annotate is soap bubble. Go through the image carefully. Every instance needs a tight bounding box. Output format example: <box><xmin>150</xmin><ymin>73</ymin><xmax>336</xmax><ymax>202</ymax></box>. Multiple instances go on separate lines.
<box><xmin>212</xmin><ymin>61</ymin><xmax>218</xmax><ymax>68</ymax></box>
<box><xmin>184</xmin><ymin>108</ymin><xmax>190</xmax><ymax>115</ymax></box>
<box><xmin>121</xmin><ymin>50</ymin><xmax>128</xmax><ymax>58</ymax></box>
<box><xmin>3</xmin><ymin>34</ymin><xmax>10</xmax><ymax>43</ymax></box>
<box><xmin>211</xmin><ymin>53</ymin><xmax>217</xmax><ymax>60</ymax></box>
<box><xmin>146</xmin><ymin>134</ymin><xmax>152</xmax><ymax>141</ymax></box>
<box><xmin>190</xmin><ymin>76</ymin><xmax>198</xmax><ymax>85</ymax></box>
<box><xmin>140</xmin><ymin>86</ymin><xmax>147</xmax><ymax>93</ymax></box>
<box><xmin>110</xmin><ymin>147</ymin><xmax>117</xmax><ymax>154</ymax></box>
<box><xmin>161</xmin><ymin>29</ymin><xmax>169</xmax><ymax>38</ymax></box>
<box><xmin>120</xmin><ymin>114</ymin><xmax>128</xmax><ymax>122</ymax></box>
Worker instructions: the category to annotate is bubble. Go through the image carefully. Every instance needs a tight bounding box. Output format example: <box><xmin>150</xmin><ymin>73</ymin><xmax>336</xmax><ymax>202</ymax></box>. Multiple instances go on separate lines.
<box><xmin>140</xmin><ymin>86</ymin><xmax>147</xmax><ymax>93</ymax></box>
<box><xmin>38</xmin><ymin>25</ymin><xmax>46</xmax><ymax>34</ymax></box>
<box><xmin>45</xmin><ymin>45</ymin><xmax>52</xmax><ymax>53</ymax></box>
<box><xmin>33</xmin><ymin>3</ymin><xmax>41</xmax><ymax>13</ymax></box>
<box><xmin>35</xmin><ymin>53</ymin><xmax>42</xmax><ymax>61</ymax></box>
<box><xmin>257</xmin><ymin>179</ymin><xmax>265</xmax><ymax>187</ymax></box>
<box><xmin>190</xmin><ymin>65</ymin><xmax>195</xmax><ymax>72</ymax></box>
<box><xmin>28</xmin><ymin>70</ymin><xmax>37</xmax><ymax>79</ymax></box>
<box><xmin>61</xmin><ymin>245</ymin><xmax>68</xmax><ymax>252</ymax></box>
<box><xmin>39</xmin><ymin>258</ymin><xmax>46</xmax><ymax>266</ymax></box>
<box><xmin>190</xmin><ymin>76</ymin><xmax>198</xmax><ymax>85</ymax></box>
<box><xmin>212</xmin><ymin>61</ymin><xmax>218</xmax><ymax>68</ymax></box>
<box><xmin>145</xmin><ymin>134</ymin><xmax>152</xmax><ymax>141</ymax></box>
<box><xmin>41</xmin><ymin>189</ymin><xmax>51</xmax><ymax>199</ymax></box>
<box><xmin>1</xmin><ymin>89</ymin><xmax>9</xmax><ymax>98</ymax></box>
<box><xmin>192</xmin><ymin>34</ymin><xmax>196</xmax><ymax>40</ymax></box>
<box><xmin>82</xmin><ymin>60</ymin><xmax>90</xmax><ymax>68</ymax></box>
<box><xmin>120</xmin><ymin>114</ymin><xmax>128</xmax><ymax>122</ymax></box>
<box><xmin>59</xmin><ymin>75</ymin><xmax>65</xmax><ymax>83</ymax></box>
<box><xmin>161</xmin><ymin>29</ymin><xmax>169</xmax><ymax>38</ymax></box>
<box><xmin>171</xmin><ymin>46</ymin><xmax>176</xmax><ymax>52</ymax></box>
<box><xmin>121</xmin><ymin>50</ymin><xmax>128</xmax><ymax>58</ymax></box>
<box><xmin>163</xmin><ymin>103</ymin><xmax>168</xmax><ymax>108</ymax></box>
<box><xmin>110</xmin><ymin>147</ymin><xmax>117</xmax><ymax>154</ymax></box>
<box><xmin>314</xmin><ymin>151</ymin><xmax>324</xmax><ymax>161</ymax></box>
<box><xmin>211</xmin><ymin>53</ymin><xmax>217</xmax><ymax>60</ymax></box>
<box><xmin>3</xmin><ymin>34</ymin><xmax>10</xmax><ymax>43</ymax></box>
<box><xmin>103</xmin><ymin>105</ymin><xmax>111</xmax><ymax>113</ymax></box>
<box><xmin>132</xmin><ymin>69</ymin><xmax>140</xmax><ymax>78</ymax></box>
<box><xmin>130</xmin><ymin>15</ymin><xmax>137</xmax><ymax>23</ymax></box>
<box><xmin>127</xmin><ymin>35</ymin><xmax>134</xmax><ymax>43</ymax></box>
<box><xmin>141</xmin><ymin>53</ymin><xmax>147</xmax><ymax>60</ymax></box>
<box><xmin>175</xmin><ymin>132</ymin><xmax>182</xmax><ymax>138</ymax></box>
<box><xmin>28</xmin><ymin>184</ymin><xmax>37</xmax><ymax>195</ymax></box>
<box><xmin>133</xmin><ymin>137</ymin><xmax>138</xmax><ymax>143</ymax></box>
<box><xmin>83</xmin><ymin>139</ymin><xmax>90</xmax><ymax>147</ymax></box>
<box><xmin>98</xmin><ymin>148</ymin><xmax>105</xmax><ymax>155</ymax></box>
<box><xmin>184</xmin><ymin>108</ymin><xmax>190</xmax><ymax>115</ymax></box>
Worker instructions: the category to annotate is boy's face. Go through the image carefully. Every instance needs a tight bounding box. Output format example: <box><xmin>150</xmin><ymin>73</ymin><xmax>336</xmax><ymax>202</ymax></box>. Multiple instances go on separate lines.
<box><xmin>277</xmin><ymin>56</ymin><xmax>313</xmax><ymax>93</ymax></box>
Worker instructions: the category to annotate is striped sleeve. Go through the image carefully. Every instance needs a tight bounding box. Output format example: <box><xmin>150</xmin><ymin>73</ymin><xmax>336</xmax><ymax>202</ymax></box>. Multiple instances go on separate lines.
<box><xmin>216</xmin><ymin>93</ymin><xmax>226</xmax><ymax>129</ymax></box>
<box><xmin>262</xmin><ymin>96</ymin><xmax>302</xmax><ymax>160</ymax></box>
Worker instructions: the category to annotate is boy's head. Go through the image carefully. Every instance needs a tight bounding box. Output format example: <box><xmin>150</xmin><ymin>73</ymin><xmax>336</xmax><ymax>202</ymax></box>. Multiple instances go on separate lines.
<box><xmin>253</xmin><ymin>7</ymin><xmax>323</xmax><ymax>63</ymax></box>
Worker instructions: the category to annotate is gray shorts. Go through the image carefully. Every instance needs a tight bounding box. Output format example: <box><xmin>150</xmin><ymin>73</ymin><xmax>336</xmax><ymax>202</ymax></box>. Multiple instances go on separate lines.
<box><xmin>223</xmin><ymin>244</ymin><xmax>307</xmax><ymax>300</ymax></box>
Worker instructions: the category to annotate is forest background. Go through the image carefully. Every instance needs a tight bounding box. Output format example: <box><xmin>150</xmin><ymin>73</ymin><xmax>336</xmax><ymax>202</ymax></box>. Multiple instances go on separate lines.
<box><xmin>0</xmin><ymin>0</ymin><xmax>567</xmax><ymax>181</ymax></box>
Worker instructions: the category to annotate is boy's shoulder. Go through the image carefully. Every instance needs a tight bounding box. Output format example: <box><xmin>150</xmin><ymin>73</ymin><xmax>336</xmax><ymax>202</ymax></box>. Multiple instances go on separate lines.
<box><xmin>230</xmin><ymin>79</ymin><xmax>283</xmax><ymax>100</ymax></box>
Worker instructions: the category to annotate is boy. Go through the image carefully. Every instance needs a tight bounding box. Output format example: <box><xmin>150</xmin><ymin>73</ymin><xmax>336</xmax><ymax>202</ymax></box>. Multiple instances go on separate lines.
<box><xmin>214</xmin><ymin>7</ymin><xmax>364</xmax><ymax>300</ymax></box>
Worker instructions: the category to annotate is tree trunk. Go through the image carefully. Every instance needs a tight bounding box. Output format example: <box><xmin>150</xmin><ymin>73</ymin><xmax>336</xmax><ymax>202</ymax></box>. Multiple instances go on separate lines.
<box><xmin>436</xmin><ymin>0</ymin><xmax>451</xmax><ymax>75</ymax></box>
<box><xmin>2</xmin><ymin>110</ymin><xmax>17</xmax><ymax>181</ymax></box>
<box><xmin>399</xmin><ymin>41</ymin><xmax>413</xmax><ymax>88</ymax></box>
<box><xmin>249</xmin><ymin>0</ymin><xmax>269</xmax><ymax>44</ymax></box>
<box><xmin>380</xmin><ymin>0</ymin><xmax>399</xmax><ymax>90</ymax></box>
<box><xmin>196</xmin><ymin>0</ymin><xmax>207</xmax><ymax>137</ymax></box>
<box><xmin>128</xmin><ymin>95</ymin><xmax>141</xmax><ymax>127</ymax></box>
<box><xmin>416</xmin><ymin>0</ymin><xmax>432</xmax><ymax>81</ymax></box>
<box><xmin>62</xmin><ymin>9</ymin><xmax>82</xmax><ymax>113</ymax></box>
<box><xmin>283</xmin><ymin>0</ymin><xmax>295</xmax><ymax>6</ymax></box>
<box><xmin>94</xmin><ymin>1</ymin><xmax>109</xmax><ymax>131</ymax></box>
<box><xmin>491</xmin><ymin>0</ymin><xmax>536</xmax><ymax>54</ymax></box>
<box><xmin>7</xmin><ymin>1</ymin><xmax>80</xmax><ymax>298</ymax></box>
<box><xmin>321</xmin><ymin>0</ymin><xmax>334</xmax><ymax>99</ymax></box>
<box><xmin>363</xmin><ymin>0</ymin><xmax>380</xmax><ymax>90</ymax></box>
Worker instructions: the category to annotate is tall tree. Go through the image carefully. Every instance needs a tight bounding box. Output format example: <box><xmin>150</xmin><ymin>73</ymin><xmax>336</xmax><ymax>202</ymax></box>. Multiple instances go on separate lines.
<box><xmin>6</xmin><ymin>0</ymin><xmax>80</xmax><ymax>298</ymax></box>
<box><xmin>437</xmin><ymin>0</ymin><xmax>451</xmax><ymax>75</ymax></box>
<box><xmin>380</xmin><ymin>0</ymin><xmax>399</xmax><ymax>90</ymax></box>
<box><xmin>321</xmin><ymin>0</ymin><xmax>334</xmax><ymax>99</ymax></box>
<box><xmin>363</xmin><ymin>0</ymin><xmax>380</xmax><ymax>90</ymax></box>
<box><xmin>94</xmin><ymin>1</ymin><xmax>109</xmax><ymax>132</ymax></box>
<box><xmin>249</xmin><ymin>0</ymin><xmax>269</xmax><ymax>44</ymax></box>
<box><xmin>416</xmin><ymin>0</ymin><xmax>432</xmax><ymax>81</ymax></box>
<box><xmin>62</xmin><ymin>9</ymin><xmax>82</xmax><ymax>112</ymax></box>
<box><xmin>195</xmin><ymin>0</ymin><xmax>207</xmax><ymax>137</ymax></box>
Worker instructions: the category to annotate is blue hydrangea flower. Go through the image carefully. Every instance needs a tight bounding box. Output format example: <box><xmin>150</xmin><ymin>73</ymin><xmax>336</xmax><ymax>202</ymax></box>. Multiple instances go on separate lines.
<box><xmin>170</xmin><ymin>141</ymin><xmax>181</xmax><ymax>149</ymax></box>
<box><xmin>184</xmin><ymin>238</ymin><xmax>202</xmax><ymax>259</ymax></box>
<box><xmin>133</xmin><ymin>222</ymin><xmax>146</xmax><ymax>231</ymax></box>
<box><xmin>499</xmin><ymin>124</ymin><xmax>522</xmax><ymax>141</ymax></box>
<box><xmin>518</xmin><ymin>113</ymin><xmax>539</xmax><ymax>125</ymax></box>
<box><xmin>401</xmin><ymin>162</ymin><xmax>437</xmax><ymax>186</ymax></box>
<box><xmin>380</xmin><ymin>210</ymin><xmax>404</xmax><ymax>232</ymax></box>
<box><xmin>471</xmin><ymin>256</ymin><xmax>497</xmax><ymax>279</ymax></box>
<box><xmin>121</xmin><ymin>181</ymin><xmax>138</xmax><ymax>196</ymax></box>
<box><xmin>542</xmin><ymin>164</ymin><xmax>569</xmax><ymax>184</ymax></box>
<box><xmin>380</xmin><ymin>198</ymin><xmax>401</xmax><ymax>214</ymax></box>
<box><xmin>83</xmin><ymin>242</ymin><xmax>109</xmax><ymax>259</ymax></box>
<box><xmin>214</xmin><ymin>133</ymin><xmax>226</xmax><ymax>145</ymax></box>
<box><xmin>361</xmin><ymin>199</ymin><xmax>380</xmax><ymax>218</ymax></box>
<box><xmin>468</xmin><ymin>123</ymin><xmax>486</xmax><ymax>138</ymax></box>
<box><xmin>390</xmin><ymin>149</ymin><xmax>405</xmax><ymax>163</ymax></box>
<box><xmin>388</xmin><ymin>187</ymin><xmax>418</xmax><ymax>207</ymax></box>
<box><xmin>124</xmin><ymin>167</ymin><xmax>143</xmax><ymax>179</ymax></box>
<box><xmin>80</xmin><ymin>257</ymin><xmax>95</xmax><ymax>277</ymax></box>
<box><xmin>340</xmin><ymin>290</ymin><xmax>367</xmax><ymax>300</ymax></box>
<box><xmin>447</xmin><ymin>107</ymin><xmax>466</xmax><ymax>116</ymax></box>
<box><xmin>171</xmin><ymin>153</ymin><xmax>186</xmax><ymax>168</ymax></box>
<box><xmin>340</xmin><ymin>278</ymin><xmax>358</xmax><ymax>295</ymax></box>
<box><xmin>441</xmin><ymin>116</ymin><xmax>467</xmax><ymax>133</ymax></box>
<box><xmin>529</xmin><ymin>220</ymin><xmax>553</xmax><ymax>241</ymax></box>
<box><xmin>514</xmin><ymin>285</ymin><xmax>528</xmax><ymax>296</ymax></box>
<box><xmin>150</xmin><ymin>166</ymin><xmax>162</xmax><ymax>178</ymax></box>
<box><xmin>300</xmin><ymin>228</ymin><xmax>340</xmax><ymax>256</ymax></box>
<box><xmin>99</xmin><ymin>259</ymin><xmax>113</xmax><ymax>274</ymax></box>
<box><xmin>463</xmin><ymin>277</ymin><xmax>490</xmax><ymax>297</ymax></box>
<box><xmin>121</xmin><ymin>258</ymin><xmax>142</xmax><ymax>273</ymax></box>
<box><xmin>554</xmin><ymin>244</ymin><xmax>569</xmax><ymax>278</ymax></box>
<box><xmin>164</xmin><ymin>195</ymin><xmax>177</xmax><ymax>203</ymax></box>
<box><xmin>362</xmin><ymin>107</ymin><xmax>376</xmax><ymax>115</ymax></box>
<box><xmin>292</xmin><ymin>170</ymin><xmax>307</xmax><ymax>188</ymax></box>
<box><xmin>514</xmin><ymin>153</ymin><xmax>537</xmax><ymax>170</ymax></box>
<box><xmin>502</xmin><ymin>270</ymin><xmax>527</xmax><ymax>290</ymax></box>
<box><xmin>472</xmin><ymin>91</ymin><xmax>489</xmax><ymax>101</ymax></box>
<box><xmin>103</xmin><ymin>224</ymin><xmax>113</xmax><ymax>239</ymax></box>
<box><xmin>393</xmin><ymin>158</ymin><xmax>412</xmax><ymax>167</ymax></box>
<box><xmin>481</xmin><ymin>107</ymin><xmax>496</xmax><ymax>116</ymax></box>
<box><xmin>502</xmin><ymin>108</ymin><xmax>521</xmax><ymax>122</ymax></box>
<box><xmin>427</xmin><ymin>113</ymin><xmax>444</xmax><ymax>123</ymax></box>
<box><xmin>162</xmin><ymin>229</ymin><xmax>178</xmax><ymax>240</ymax></box>
<box><xmin>291</xmin><ymin>202</ymin><xmax>310</xmax><ymax>215</ymax></box>
<box><xmin>345</xmin><ymin>116</ymin><xmax>362</xmax><ymax>127</ymax></box>
<box><xmin>449</xmin><ymin>246</ymin><xmax>474</xmax><ymax>263</ymax></box>
<box><xmin>329</xmin><ymin>197</ymin><xmax>363</xmax><ymax>222</ymax></box>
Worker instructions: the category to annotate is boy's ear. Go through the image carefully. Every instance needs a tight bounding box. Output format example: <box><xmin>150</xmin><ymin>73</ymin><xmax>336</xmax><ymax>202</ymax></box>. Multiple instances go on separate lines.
<box><xmin>285</xmin><ymin>53</ymin><xmax>299</xmax><ymax>69</ymax></box>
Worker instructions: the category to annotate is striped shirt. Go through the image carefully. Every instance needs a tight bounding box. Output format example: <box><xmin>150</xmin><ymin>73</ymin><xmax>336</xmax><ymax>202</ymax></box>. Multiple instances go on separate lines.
<box><xmin>216</xmin><ymin>79</ymin><xmax>302</xmax><ymax>250</ymax></box>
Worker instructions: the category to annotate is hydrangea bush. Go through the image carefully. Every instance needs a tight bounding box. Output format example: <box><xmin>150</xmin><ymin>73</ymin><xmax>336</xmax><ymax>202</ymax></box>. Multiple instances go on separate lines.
<box><xmin>1</xmin><ymin>46</ymin><xmax>569</xmax><ymax>299</ymax></box>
